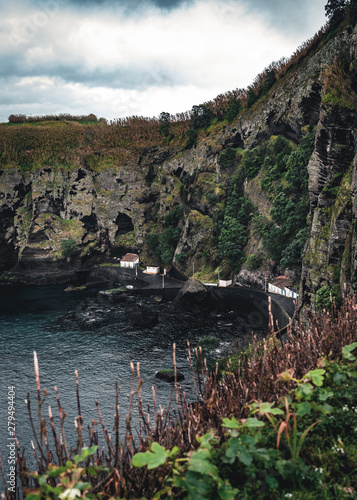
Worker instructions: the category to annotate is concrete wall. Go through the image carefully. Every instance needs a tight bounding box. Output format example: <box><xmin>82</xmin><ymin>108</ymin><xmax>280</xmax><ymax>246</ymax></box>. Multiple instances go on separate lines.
<box><xmin>212</xmin><ymin>287</ymin><xmax>292</xmax><ymax>333</ymax></box>
<box><xmin>129</xmin><ymin>284</ymin><xmax>293</xmax><ymax>334</ymax></box>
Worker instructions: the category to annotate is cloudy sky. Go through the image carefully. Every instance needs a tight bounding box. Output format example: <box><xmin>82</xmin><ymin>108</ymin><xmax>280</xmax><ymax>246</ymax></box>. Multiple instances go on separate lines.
<box><xmin>0</xmin><ymin>0</ymin><xmax>327</xmax><ymax>123</ymax></box>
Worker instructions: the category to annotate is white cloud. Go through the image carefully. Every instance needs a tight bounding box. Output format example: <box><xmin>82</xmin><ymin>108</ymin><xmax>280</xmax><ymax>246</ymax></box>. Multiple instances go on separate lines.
<box><xmin>16</xmin><ymin>76</ymin><xmax>55</xmax><ymax>89</ymax></box>
<box><xmin>0</xmin><ymin>0</ymin><xmax>327</xmax><ymax>122</ymax></box>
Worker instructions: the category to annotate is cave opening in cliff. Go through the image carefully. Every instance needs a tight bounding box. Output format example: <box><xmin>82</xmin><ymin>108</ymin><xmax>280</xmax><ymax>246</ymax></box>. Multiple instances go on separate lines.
<box><xmin>115</xmin><ymin>212</ymin><xmax>134</xmax><ymax>235</ymax></box>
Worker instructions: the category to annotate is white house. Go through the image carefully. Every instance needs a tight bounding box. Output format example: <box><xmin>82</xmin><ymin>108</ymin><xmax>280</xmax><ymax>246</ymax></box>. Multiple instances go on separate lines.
<box><xmin>219</xmin><ymin>279</ymin><xmax>232</xmax><ymax>287</ymax></box>
<box><xmin>145</xmin><ymin>266</ymin><xmax>160</xmax><ymax>274</ymax></box>
<box><xmin>120</xmin><ymin>253</ymin><xmax>139</xmax><ymax>269</ymax></box>
<box><xmin>268</xmin><ymin>276</ymin><xmax>299</xmax><ymax>299</ymax></box>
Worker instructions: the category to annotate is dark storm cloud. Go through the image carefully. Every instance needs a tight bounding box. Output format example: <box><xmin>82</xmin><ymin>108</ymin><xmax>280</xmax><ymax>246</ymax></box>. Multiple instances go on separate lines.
<box><xmin>0</xmin><ymin>61</ymin><xmax>172</xmax><ymax>90</ymax></box>
<box><xmin>25</xmin><ymin>0</ymin><xmax>326</xmax><ymax>32</ymax></box>
<box><xmin>30</xmin><ymin>0</ymin><xmax>196</xmax><ymax>12</ymax></box>
<box><xmin>63</xmin><ymin>0</ymin><xmax>194</xmax><ymax>7</ymax></box>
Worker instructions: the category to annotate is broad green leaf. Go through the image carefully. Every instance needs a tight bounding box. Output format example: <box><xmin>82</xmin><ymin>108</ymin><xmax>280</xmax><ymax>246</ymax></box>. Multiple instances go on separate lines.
<box><xmin>256</xmin><ymin>448</ymin><xmax>273</xmax><ymax>463</ymax></box>
<box><xmin>315</xmin><ymin>403</ymin><xmax>334</xmax><ymax>415</ymax></box>
<box><xmin>73</xmin><ymin>445</ymin><xmax>97</xmax><ymax>465</ymax></box>
<box><xmin>304</xmin><ymin>369</ymin><xmax>325</xmax><ymax>386</ymax></box>
<box><xmin>259</xmin><ymin>402</ymin><xmax>284</xmax><ymax>415</ymax></box>
<box><xmin>296</xmin><ymin>401</ymin><xmax>311</xmax><ymax>416</ymax></box>
<box><xmin>60</xmin><ymin>476</ymin><xmax>70</xmax><ymax>488</ymax></box>
<box><xmin>266</xmin><ymin>474</ymin><xmax>279</xmax><ymax>489</ymax></box>
<box><xmin>333</xmin><ymin>372</ymin><xmax>347</xmax><ymax>384</ymax></box>
<box><xmin>181</xmin><ymin>470</ymin><xmax>214</xmax><ymax>500</ymax></box>
<box><xmin>169</xmin><ymin>446</ymin><xmax>180</xmax><ymax>458</ymax></box>
<box><xmin>197</xmin><ymin>431</ymin><xmax>216</xmax><ymax>449</ymax></box>
<box><xmin>87</xmin><ymin>445</ymin><xmax>98</xmax><ymax>456</ymax></box>
<box><xmin>75</xmin><ymin>482</ymin><xmax>92</xmax><ymax>491</ymax></box>
<box><xmin>23</xmin><ymin>495</ymin><xmax>41</xmax><ymax>500</ymax></box>
<box><xmin>74</xmin><ymin>448</ymin><xmax>90</xmax><ymax>465</ymax></box>
<box><xmin>276</xmin><ymin>459</ymin><xmax>289</xmax><ymax>480</ymax></box>
<box><xmin>276</xmin><ymin>369</ymin><xmax>295</xmax><ymax>382</ymax></box>
<box><xmin>241</xmin><ymin>435</ymin><xmax>256</xmax><ymax>447</ymax></box>
<box><xmin>224</xmin><ymin>437</ymin><xmax>254</xmax><ymax>467</ymax></box>
<box><xmin>38</xmin><ymin>475</ymin><xmax>47</xmax><ymax>486</ymax></box>
<box><xmin>342</xmin><ymin>342</ymin><xmax>357</xmax><ymax>361</ymax></box>
<box><xmin>47</xmin><ymin>465</ymin><xmax>69</xmax><ymax>479</ymax></box>
<box><xmin>44</xmin><ymin>484</ymin><xmax>63</xmax><ymax>495</ymax></box>
<box><xmin>132</xmin><ymin>443</ymin><xmax>169</xmax><ymax>469</ymax></box>
<box><xmin>218</xmin><ymin>479</ymin><xmax>240</xmax><ymax>500</ymax></box>
<box><xmin>295</xmin><ymin>382</ymin><xmax>314</xmax><ymax>400</ymax></box>
<box><xmin>318</xmin><ymin>388</ymin><xmax>334</xmax><ymax>401</ymax></box>
<box><xmin>86</xmin><ymin>465</ymin><xmax>108</xmax><ymax>476</ymax></box>
<box><xmin>224</xmin><ymin>437</ymin><xmax>240</xmax><ymax>464</ymax></box>
<box><xmin>249</xmin><ymin>402</ymin><xmax>260</xmax><ymax>412</ymax></box>
<box><xmin>222</xmin><ymin>417</ymin><xmax>241</xmax><ymax>429</ymax></box>
<box><xmin>237</xmin><ymin>448</ymin><xmax>253</xmax><ymax>467</ymax></box>
<box><xmin>243</xmin><ymin>418</ymin><xmax>265</xmax><ymax>428</ymax></box>
<box><xmin>189</xmin><ymin>449</ymin><xmax>219</xmax><ymax>479</ymax></box>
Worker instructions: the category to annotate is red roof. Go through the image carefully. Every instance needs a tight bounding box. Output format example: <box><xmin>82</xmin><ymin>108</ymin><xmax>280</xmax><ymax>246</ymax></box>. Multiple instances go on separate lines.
<box><xmin>270</xmin><ymin>276</ymin><xmax>293</xmax><ymax>289</ymax></box>
<box><xmin>121</xmin><ymin>253</ymin><xmax>139</xmax><ymax>262</ymax></box>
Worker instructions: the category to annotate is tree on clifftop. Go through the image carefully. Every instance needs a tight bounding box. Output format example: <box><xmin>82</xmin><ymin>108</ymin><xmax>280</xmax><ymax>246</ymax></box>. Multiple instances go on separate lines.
<box><xmin>325</xmin><ymin>0</ymin><xmax>347</xmax><ymax>22</ymax></box>
<box><xmin>159</xmin><ymin>111</ymin><xmax>170</xmax><ymax>137</ymax></box>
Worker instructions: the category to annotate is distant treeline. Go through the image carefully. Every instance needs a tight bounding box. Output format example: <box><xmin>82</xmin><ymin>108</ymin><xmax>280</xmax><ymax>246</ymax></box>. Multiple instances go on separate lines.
<box><xmin>8</xmin><ymin>113</ymin><xmax>100</xmax><ymax>124</ymax></box>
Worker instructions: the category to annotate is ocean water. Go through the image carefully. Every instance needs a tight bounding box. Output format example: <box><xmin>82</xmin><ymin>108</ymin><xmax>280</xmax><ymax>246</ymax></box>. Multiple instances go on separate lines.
<box><xmin>0</xmin><ymin>284</ymin><xmax>239</xmax><ymax>477</ymax></box>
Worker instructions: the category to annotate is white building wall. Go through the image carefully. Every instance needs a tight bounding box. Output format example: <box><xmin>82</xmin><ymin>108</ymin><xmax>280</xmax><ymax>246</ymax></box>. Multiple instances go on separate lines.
<box><xmin>146</xmin><ymin>266</ymin><xmax>160</xmax><ymax>274</ymax></box>
<box><xmin>284</xmin><ymin>287</ymin><xmax>298</xmax><ymax>299</ymax></box>
<box><xmin>219</xmin><ymin>280</ymin><xmax>232</xmax><ymax>287</ymax></box>
<box><xmin>268</xmin><ymin>283</ymin><xmax>298</xmax><ymax>299</ymax></box>
<box><xmin>120</xmin><ymin>259</ymin><xmax>139</xmax><ymax>269</ymax></box>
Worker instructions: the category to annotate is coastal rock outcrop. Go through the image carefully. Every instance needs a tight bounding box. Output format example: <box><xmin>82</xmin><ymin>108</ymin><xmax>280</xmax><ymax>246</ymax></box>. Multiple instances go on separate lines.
<box><xmin>125</xmin><ymin>302</ymin><xmax>159</xmax><ymax>328</ymax></box>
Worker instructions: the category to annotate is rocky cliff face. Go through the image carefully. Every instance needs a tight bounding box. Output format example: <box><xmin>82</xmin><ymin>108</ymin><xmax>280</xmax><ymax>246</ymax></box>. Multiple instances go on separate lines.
<box><xmin>299</xmin><ymin>27</ymin><xmax>357</xmax><ymax>309</ymax></box>
<box><xmin>300</xmin><ymin>104</ymin><xmax>356</xmax><ymax>308</ymax></box>
<box><xmin>0</xmin><ymin>25</ymin><xmax>356</xmax><ymax>304</ymax></box>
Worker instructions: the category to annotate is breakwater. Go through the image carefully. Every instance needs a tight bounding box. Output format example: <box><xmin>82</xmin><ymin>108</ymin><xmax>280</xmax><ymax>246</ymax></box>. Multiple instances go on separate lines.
<box><xmin>128</xmin><ymin>284</ymin><xmax>294</xmax><ymax>334</ymax></box>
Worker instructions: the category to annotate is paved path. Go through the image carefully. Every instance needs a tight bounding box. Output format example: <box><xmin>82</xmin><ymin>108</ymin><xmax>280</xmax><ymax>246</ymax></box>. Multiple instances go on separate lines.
<box><xmin>268</xmin><ymin>293</ymin><xmax>296</xmax><ymax>319</ymax></box>
<box><xmin>105</xmin><ymin>266</ymin><xmax>185</xmax><ymax>289</ymax></box>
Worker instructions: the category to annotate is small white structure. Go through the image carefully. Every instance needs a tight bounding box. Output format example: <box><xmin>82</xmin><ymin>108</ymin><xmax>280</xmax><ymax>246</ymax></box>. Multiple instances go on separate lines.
<box><xmin>268</xmin><ymin>276</ymin><xmax>299</xmax><ymax>299</ymax></box>
<box><xmin>145</xmin><ymin>266</ymin><xmax>160</xmax><ymax>274</ymax></box>
<box><xmin>120</xmin><ymin>253</ymin><xmax>139</xmax><ymax>269</ymax></box>
<box><xmin>219</xmin><ymin>279</ymin><xmax>232</xmax><ymax>287</ymax></box>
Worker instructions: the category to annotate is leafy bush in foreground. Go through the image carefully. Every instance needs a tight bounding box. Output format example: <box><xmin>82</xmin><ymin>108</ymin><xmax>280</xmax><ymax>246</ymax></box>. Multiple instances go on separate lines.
<box><xmin>133</xmin><ymin>347</ymin><xmax>357</xmax><ymax>499</ymax></box>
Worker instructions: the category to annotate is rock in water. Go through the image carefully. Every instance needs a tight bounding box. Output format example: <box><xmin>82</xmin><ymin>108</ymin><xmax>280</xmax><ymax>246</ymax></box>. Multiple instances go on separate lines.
<box><xmin>125</xmin><ymin>302</ymin><xmax>158</xmax><ymax>328</ymax></box>
<box><xmin>172</xmin><ymin>278</ymin><xmax>209</xmax><ymax>314</ymax></box>
<box><xmin>156</xmin><ymin>370</ymin><xmax>185</xmax><ymax>383</ymax></box>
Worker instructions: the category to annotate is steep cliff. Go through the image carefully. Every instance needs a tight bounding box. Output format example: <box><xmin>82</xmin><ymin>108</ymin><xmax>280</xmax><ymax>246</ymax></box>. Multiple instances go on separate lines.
<box><xmin>0</xmin><ymin>21</ymin><xmax>356</xmax><ymax>307</ymax></box>
<box><xmin>300</xmin><ymin>27</ymin><xmax>357</xmax><ymax>309</ymax></box>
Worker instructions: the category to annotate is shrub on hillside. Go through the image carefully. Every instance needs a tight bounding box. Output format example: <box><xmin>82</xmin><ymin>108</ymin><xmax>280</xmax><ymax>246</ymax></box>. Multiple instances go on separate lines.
<box><xmin>219</xmin><ymin>148</ymin><xmax>236</xmax><ymax>169</ymax></box>
<box><xmin>246</xmin><ymin>253</ymin><xmax>263</xmax><ymax>270</ymax></box>
<box><xmin>8</xmin><ymin>114</ymin><xmax>26</xmax><ymax>123</ymax></box>
<box><xmin>60</xmin><ymin>238</ymin><xmax>78</xmax><ymax>259</ymax></box>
